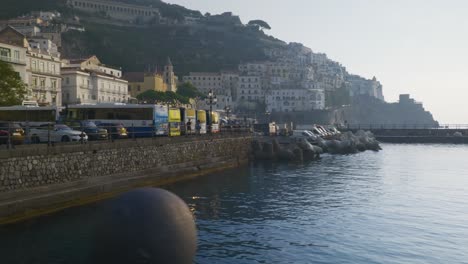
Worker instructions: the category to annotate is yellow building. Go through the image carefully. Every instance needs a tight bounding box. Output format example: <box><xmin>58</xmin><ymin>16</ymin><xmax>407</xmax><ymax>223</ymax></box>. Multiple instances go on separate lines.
<box><xmin>124</xmin><ymin>58</ymin><xmax>179</xmax><ymax>98</ymax></box>
<box><xmin>124</xmin><ymin>72</ymin><xmax>166</xmax><ymax>98</ymax></box>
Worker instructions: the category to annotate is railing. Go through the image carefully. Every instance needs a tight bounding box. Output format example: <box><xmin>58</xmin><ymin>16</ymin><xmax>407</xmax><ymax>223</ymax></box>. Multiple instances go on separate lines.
<box><xmin>31</xmin><ymin>68</ymin><xmax>59</xmax><ymax>76</ymax></box>
<box><xmin>0</xmin><ymin>55</ymin><xmax>26</xmax><ymax>65</ymax></box>
<box><xmin>344</xmin><ymin>124</ymin><xmax>468</xmax><ymax>130</ymax></box>
<box><xmin>0</xmin><ymin>121</ymin><xmax>252</xmax><ymax>150</ymax></box>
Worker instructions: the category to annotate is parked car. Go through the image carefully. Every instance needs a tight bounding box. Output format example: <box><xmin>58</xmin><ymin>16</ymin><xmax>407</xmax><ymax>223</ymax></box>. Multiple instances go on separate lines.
<box><xmin>291</xmin><ymin>130</ymin><xmax>319</xmax><ymax>143</ymax></box>
<box><xmin>0</xmin><ymin>122</ymin><xmax>25</xmax><ymax>145</ymax></box>
<box><xmin>66</xmin><ymin>120</ymin><xmax>108</xmax><ymax>141</ymax></box>
<box><xmin>29</xmin><ymin>124</ymin><xmax>88</xmax><ymax>143</ymax></box>
<box><xmin>98</xmin><ymin>123</ymin><xmax>128</xmax><ymax>139</ymax></box>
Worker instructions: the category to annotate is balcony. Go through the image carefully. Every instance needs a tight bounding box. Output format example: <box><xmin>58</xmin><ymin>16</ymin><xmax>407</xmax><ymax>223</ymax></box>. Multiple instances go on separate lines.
<box><xmin>79</xmin><ymin>84</ymin><xmax>94</xmax><ymax>90</ymax></box>
<box><xmin>31</xmin><ymin>68</ymin><xmax>60</xmax><ymax>77</ymax></box>
<box><xmin>0</xmin><ymin>55</ymin><xmax>26</xmax><ymax>65</ymax></box>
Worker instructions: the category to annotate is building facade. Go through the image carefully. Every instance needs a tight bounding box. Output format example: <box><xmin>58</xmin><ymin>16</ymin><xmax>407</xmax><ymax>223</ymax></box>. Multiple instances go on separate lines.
<box><xmin>182</xmin><ymin>71</ymin><xmax>236</xmax><ymax>110</ymax></box>
<box><xmin>67</xmin><ymin>0</ymin><xmax>161</xmax><ymax>23</ymax></box>
<box><xmin>0</xmin><ymin>28</ymin><xmax>29</xmax><ymax>84</ymax></box>
<box><xmin>61</xmin><ymin>56</ymin><xmax>128</xmax><ymax>104</ymax></box>
<box><xmin>28</xmin><ymin>49</ymin><xmax>62</xmax><ymax>106</ymax></box>
<box><xmin>124</xmin><ymin>71</ymin><xmax>166</xmax><ymax>98</ymax></box>
<box><xmin>265</xmin><ymin>87</ymin><xmax>325</xmax><ymax>112</ymax></box>
<box><xmin>0</xmin><ymin>26</ymin><xmax>62</xmax><ymax>106</ymax></box>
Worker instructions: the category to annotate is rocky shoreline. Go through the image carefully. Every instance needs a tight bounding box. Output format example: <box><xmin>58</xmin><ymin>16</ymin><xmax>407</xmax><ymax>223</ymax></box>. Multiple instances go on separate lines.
<box><xmin>252</xmin><ymin>130</ymin><xmax>382</xmax><ymax>162</ymax></box>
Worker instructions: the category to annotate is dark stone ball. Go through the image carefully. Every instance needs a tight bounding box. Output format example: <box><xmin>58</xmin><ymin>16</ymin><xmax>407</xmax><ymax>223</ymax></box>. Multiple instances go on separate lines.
<box><xmin>92</xmin><ymin>188</ymin><xmax>197</xmax><ymax>264</ymax></box>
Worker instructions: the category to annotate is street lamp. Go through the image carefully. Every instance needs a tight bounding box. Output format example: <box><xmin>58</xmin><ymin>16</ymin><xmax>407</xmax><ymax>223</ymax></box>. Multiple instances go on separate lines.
<box><xmin>206</xmin><ymin>89</ymin><xmax>217</xmax><ymax>134</ymax></box>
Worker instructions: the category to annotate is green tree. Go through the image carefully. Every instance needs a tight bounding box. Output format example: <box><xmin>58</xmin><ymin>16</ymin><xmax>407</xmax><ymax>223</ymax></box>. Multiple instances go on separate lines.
<box><xmin>0</xmin><ymin>60</ymin><xmax>27</xmax><ymax>106</ymax></box>
<box><xmin>248</xmin><ymin>20</ymin><xmax>272</xmax><ymax>30</ymax></box>
<box><xmin>137</xmin><ymin>90</ymin><xmax>190</xmax><ymax>105</ymax></box>
<box><xmin>177</xmin><ymin>82</ymin><xmax>203</xmax><ymax>99</ymax></box>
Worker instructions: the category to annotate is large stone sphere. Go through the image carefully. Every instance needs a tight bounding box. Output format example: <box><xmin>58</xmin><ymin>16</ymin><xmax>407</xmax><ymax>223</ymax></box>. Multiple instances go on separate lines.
<box><xmin>92</xmin><ymin>187</ymin><xmax>197</xmax><ymax>264</ymax></box>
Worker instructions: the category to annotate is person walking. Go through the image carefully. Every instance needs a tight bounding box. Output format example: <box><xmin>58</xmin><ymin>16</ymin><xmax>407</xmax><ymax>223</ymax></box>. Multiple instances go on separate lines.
<box><xmin>196</xmin><ymin>120</ymin><xmax>201</xmax><ymax>135</ymax></box>
<box><xmin>186</xmin><ymin>119</ymin><xmax>192</xmax><ymax>135</ymax></box>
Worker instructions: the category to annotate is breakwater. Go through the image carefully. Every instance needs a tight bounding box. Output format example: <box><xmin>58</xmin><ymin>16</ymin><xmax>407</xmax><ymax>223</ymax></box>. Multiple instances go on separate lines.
<box><xmin>344</xmin><ymin>127</ymin><xmax>468</xmax><ymax>144</ymax></box>
<box><xmin>0</xmin><ymin>134</ymin><xmax>251</xmax><ymax>224</ymax></box>
<box><xmin>252</xmin><ymin>131</ymin><xmax>381</xmax><ymax>162</ymax></box>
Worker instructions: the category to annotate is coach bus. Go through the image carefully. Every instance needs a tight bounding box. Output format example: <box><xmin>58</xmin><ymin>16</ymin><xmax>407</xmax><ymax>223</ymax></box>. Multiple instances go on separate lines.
<box><xmin>64</xmin><ymin>104</ymin><xmax>169</xmax><ymax>137</ymax></box>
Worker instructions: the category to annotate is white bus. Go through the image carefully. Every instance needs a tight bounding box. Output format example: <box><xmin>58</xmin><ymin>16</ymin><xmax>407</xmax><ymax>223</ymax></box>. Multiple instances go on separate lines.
<box><xmin>64</xmin><ymin>104</ymin><xmax>170</xmax><ymax>137</ymax></box>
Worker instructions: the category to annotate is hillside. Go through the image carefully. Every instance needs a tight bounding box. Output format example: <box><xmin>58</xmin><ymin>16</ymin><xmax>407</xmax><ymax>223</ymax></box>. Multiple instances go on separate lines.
<box><xmin>62</xmin><ymin>21</ymin><xmax>283</xmax><ymax>74</ymax></box>
<box><xmin>1</xmin><ymin>0</ymin><xmax>285</xmax><ymax>74</ymax></box>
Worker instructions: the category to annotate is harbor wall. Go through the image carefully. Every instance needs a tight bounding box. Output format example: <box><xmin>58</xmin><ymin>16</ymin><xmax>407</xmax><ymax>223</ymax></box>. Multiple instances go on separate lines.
<box><xmin>0</xmin><ymin>134</ymin><xmax>252</xmax><ymax>223</ymax></box>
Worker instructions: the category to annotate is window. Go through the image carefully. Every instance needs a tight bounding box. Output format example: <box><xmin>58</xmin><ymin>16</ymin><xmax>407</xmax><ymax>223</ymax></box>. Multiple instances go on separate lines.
<box><xmin>32</xmin><ymin>77</ymin><xmax>38</xmax><ymax>87</ymax></box>
<box><xmin>14</xmin><ymin>50</ymin><xmax>20</xmax><ymax>60</ymax></box>
<box><xmin>40</xmin><ymin>78</ymin><xmax>46</xmax><ymax>88</ymax></box>
<box><xmin>32</xmin><ymin>60</ymin><xmax>37</xmax><ymax>70</ymax></box>
<box><xmin>51</xmin><ymin>79</ymin><xmax>57</xmax><ymax>89</ymax></box>
<box><xmin>0</xmin><ymin>47</ymin><xmax>10</xmax><ymax>58</ymax></box>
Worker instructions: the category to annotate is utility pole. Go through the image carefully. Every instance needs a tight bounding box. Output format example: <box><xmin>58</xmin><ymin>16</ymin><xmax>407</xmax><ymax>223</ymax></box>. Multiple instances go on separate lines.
<box><xmin>206</xmin><ymin>89</ymin><xmax>217</xmax><ymax>134</ymax></box>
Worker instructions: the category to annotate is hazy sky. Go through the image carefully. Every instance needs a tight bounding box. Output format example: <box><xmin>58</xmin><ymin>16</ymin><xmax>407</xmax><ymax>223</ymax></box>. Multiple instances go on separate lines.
<box><xmin>167</xmin><ymin>0</ymin><xmax>468</xmax><ymax>123</ymax></box>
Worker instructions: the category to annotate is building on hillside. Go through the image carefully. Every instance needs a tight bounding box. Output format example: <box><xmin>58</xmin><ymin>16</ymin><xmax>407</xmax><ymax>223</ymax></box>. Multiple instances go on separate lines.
<box><xmin>28</xmin><ymin>43</ymin><xmax>62</xmax><ymax>106</ymax></box>
<box><xmin>7</xmin><ymin>25</ymin><xmax>41</xmax><ymax>36</ymax></box>
<box><xmin>61</xmin><ymin>55</ymin><xmax>128</xmax><ymax>104</ymax></box>
<box><xmin>265</xmin><ymin>86</ymin><xmax>325</xmax><ymax>113</ymax></box>
<box><xmin>182</xmin><ymin>71</ymin><xmax>236</xmax><ymax>110</ymax></box>
<box><xmin>124</xmin><ymin>71</ymin><xmax>166</xmax><ymax>98</ymax></box>
<box><xmin>67</xmin><ymin>0</ymin><xmax>161</xmax><ymax>23</ymax></box>
<box><xmin>237</xmin><ymin>75</ymin><xmax>263</xmax><ymax>102</ymax></box>
<box><xmin>347</xmin><ymin>75</ymin><xmax>384</xmax><ymax>101</ymax></box>
<box><xmin>30</xmin><ymin>11</ymin><xmax>61</xmax><ymax>23</ymax></box>
<box><xmin>27</xmin><ymin>37</ymin><xmax>60</xmax><ymax>57</ymax></box>
<box><xmin>0</xmin><ymin>27</ymin><xmax>29</xmax><ymax>84</ymax></box>
<box><xmin>0</xmin><ymin>26</ymin><xmax>62</xmax><ymax>106</ymax></box>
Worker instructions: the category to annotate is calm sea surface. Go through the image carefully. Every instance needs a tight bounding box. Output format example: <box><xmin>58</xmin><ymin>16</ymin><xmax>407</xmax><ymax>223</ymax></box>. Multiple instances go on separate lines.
<box><xmin>1</xmin><ymin>144</ymin><xmax>468</xmax><ymax>264</ymax></box>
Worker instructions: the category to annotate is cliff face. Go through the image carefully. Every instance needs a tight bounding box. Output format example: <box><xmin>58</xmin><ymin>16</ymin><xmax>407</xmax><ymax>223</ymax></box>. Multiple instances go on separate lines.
<box><xmin>338</xmin><ymin>96</ymin><xmax>439</xmax><ymax>126</ymax></box>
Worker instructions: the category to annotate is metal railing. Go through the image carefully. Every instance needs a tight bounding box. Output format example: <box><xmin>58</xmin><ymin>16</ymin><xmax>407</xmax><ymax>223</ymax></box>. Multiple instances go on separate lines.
<box><xmin>0</xmin><ymin>121</ymin><xmax>252</xmax><ymax>150</ymax></box>
<box><xmin>343</xmin><ymin>124</ymin><xmax>468</xmax><ymax>130</ymax></box>
<box><xmin>0</xmin><ymin>55</ymin><xmax>26</xmax><ymax>65</ymax></box>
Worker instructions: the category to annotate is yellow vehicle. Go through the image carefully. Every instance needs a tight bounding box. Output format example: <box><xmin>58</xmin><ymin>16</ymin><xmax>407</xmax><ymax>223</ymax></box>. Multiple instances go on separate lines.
<box><xmin>196</xmin><ymin>110</ymin><xmax>207</xmax><ymax>134</ymax></box>
<box><xmin>168</xmin><ymin>108</ymin><xmax>181</xmax><ymax>137</ymax></box>
<box><xmin>210</xmin><ymin>111</ymin><xmax>220</xmax><ymax>133</ymax></box>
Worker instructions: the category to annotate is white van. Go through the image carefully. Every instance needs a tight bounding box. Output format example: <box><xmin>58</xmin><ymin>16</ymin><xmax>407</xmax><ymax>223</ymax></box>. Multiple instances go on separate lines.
<box><xmin>291</xmin><ymin>130</ymin><xmax>319</xmax><ymax>143</ymax></box>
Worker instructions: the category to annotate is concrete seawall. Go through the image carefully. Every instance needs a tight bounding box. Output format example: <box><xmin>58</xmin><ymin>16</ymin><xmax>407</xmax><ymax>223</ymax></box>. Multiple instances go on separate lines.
<box><xmin>0</xmin><ymin>134</ymin><xmax>252</xmax><ymax>224</ymax></box>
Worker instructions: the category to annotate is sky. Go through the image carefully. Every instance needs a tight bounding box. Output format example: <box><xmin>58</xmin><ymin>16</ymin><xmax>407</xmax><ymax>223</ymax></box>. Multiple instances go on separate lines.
<box><xmin>166</xmin><ymin>0</ymin><xmax>468</xmax><ymax>124</ymax></box>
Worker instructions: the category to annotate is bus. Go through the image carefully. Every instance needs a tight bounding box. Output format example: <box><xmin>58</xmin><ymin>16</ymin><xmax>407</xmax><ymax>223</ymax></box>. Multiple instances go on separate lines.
<box><xmin>196</xmin><ymin>110</ymin><xmax>207</xmax><ymax>134</ymax></box>
<box><xmin>168</xmin><ymin>108</ymin><xmax>181</xmax><ymax>137</ymax></box>
<box><xmin>210</xmin><ymin>111</ymin><xmax>220</xmax><ymax>134</ymax></box>
<box><xmin>0</xmin><ymin>106</ymin><xmax>58</xmax><ymax>124</ymax></box>
<box><xmin>64</xmin><ymin>104</ymin><xmax>169</xmax><ymax>137</ymax></box>
<box><xmin>180</xmin><ymin>108</ymin><xmax>196</xmax><ymax>135</ymax></box>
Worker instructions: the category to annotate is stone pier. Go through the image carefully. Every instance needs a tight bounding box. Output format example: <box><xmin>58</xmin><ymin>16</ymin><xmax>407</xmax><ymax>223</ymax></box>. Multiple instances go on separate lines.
<box><xmin>0</xmin><ymin>134</ymin><xmax>252</xmax><ymax>224</ymax></box>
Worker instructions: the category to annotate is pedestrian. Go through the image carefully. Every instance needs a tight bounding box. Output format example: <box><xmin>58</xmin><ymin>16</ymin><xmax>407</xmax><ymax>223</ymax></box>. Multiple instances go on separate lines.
<box><xmin>196</xmin><ymin>120</ymin><xmax>201</xmax><ymax>135</ymax></box>
<box><xmin>186</xmin><ymin>119</ymin><xmax>192</xmax><ymax>135</ymax></box>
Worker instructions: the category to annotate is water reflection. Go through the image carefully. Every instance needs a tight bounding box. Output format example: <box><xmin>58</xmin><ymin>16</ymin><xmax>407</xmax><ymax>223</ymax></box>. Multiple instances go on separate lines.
<box><xmin>1</xmin><ymin>144</ymin><xmax>468</xmax><ymax>264</ymax></box>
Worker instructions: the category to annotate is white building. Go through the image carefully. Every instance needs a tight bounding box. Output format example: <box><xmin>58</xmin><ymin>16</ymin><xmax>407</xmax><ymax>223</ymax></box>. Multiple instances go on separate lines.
<box><xmin>61</xmin><ymin>56</ymin><xmax>128</xmax><ymax>104</ymax></box>
<box><xmin>182</xmin><ymin>72</ymin><xmax>236</xmax><ymax>110</ymax></box>
<box><xmin>347</xmin><ymin>75</ymin><xmax>384</xmax><ymax>100</ymax></box>
<box><xmin>265</xmin><ymin>87</ymin><xmax>325</xmax><ymax>113</ymax></box>
<box><xmin>237</xmin><ymin>75</ymin><xmax>263</xmax><ymax>102</ymax></box>
<box><xmin>28</xmin><ymin>49</ymin><xmax>62</xmax><ymax>106</ymax></box>
<box><xmin>0</xmin><ymin>26</ymin><xmax>62</xmax><ymax>106</ymax></box>
<box><xmin>0</xmin><ymin>29</ymin><xmax>29</xmax><ymax>84</ymax></box>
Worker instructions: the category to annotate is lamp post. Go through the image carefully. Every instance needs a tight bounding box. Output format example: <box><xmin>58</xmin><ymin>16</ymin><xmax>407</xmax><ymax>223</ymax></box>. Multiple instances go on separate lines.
<box><xmin>206</xmin><ymin>89</ymin><xmax>217</xmax><ymax>134</ymax></box>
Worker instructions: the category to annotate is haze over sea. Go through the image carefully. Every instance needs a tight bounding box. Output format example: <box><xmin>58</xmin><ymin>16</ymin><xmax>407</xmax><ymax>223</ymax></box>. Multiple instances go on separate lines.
<box><xmin>0</xmin><ymin>144</ymin><xmax>467</xmax><ymax>263</ymax></box>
